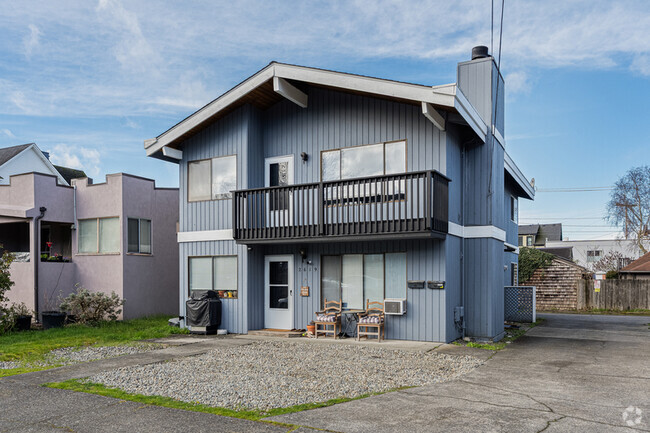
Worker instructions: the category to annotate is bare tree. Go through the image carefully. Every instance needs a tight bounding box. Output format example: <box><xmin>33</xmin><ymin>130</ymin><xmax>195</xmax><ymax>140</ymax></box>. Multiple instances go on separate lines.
<box><xmin>590</xmin><ymin>251</ymin><xmax>624</xmax><ymax>273</ymax></box>
<box><xmin>607</xmin><ymin>166</ymin><xmax>650</xmax><ymax>254</ymax></box>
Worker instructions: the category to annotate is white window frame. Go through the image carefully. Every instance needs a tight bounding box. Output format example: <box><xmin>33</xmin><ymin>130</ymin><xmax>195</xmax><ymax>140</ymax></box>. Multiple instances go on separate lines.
<box><xmin>188</xmin><ymin>255</ymin><xmax>238</xmax><ymax>298</ymax></box>
<box><xmin>77</xmin><ymin>217</ymin><xmax>120</xmax><ymax>254</ymax></box>
<box><xmin>127</xmin><ymin>217</ymin><xmax>152</xmax><ymax>254</ymax></box>
<box><xmin>587</xmin><ymin>250</ymin><xmax>603</xmax><ymax>263</ymax></box>
<box><xmin>320</xmin><ymin>139</ymin><xmax>407</xmax><ymax>182</ymax></box>
<box><xmin>187</xmin><ymin>155</ymin><xmax>237</xmax><ymax>202</ymax></box>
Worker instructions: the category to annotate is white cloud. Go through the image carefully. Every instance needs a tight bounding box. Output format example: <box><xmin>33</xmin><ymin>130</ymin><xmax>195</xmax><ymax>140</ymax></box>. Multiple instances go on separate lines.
<box><xmin>631</xmin><ymin>54</ymin><xmax>650</xmax><ymax>76</ymax></box>
<box><xmin>23</xmin><ymin>24</ymin><xmax>41</xmax><ymax>59</ymax></box>
<box><xmin>49</xmin><ymin>144</ymin><xmax>101</xmax><ymax>176</ymax></box>
<box><xmin>504</xmin><ymin>71</ymin><xmax>530</xmax><ymax>95</ymax></box>
<box><xmin>1</xmin><ymin>129</ymin><xmax>16</xmax><ymax>138</ymax></box>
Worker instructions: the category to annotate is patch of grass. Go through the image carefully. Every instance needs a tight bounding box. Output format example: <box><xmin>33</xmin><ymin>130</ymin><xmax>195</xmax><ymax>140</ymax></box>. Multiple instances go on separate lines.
<box><xmin>457</xmin><ymin>318</ymin><xmax>544</xmax><ymax>351</ymax></box>
<box><xmin>0</xmin><ymin>316</ymin><xmax>187</xmax><ymax>363</ymax></box>
<box><xmin>0</xmin><ymin>365</ymin><xmax>52</xmax><ymax>378</ymax></box>
<box><xmin>466</xmin><ymin>341</ymin><xmax>505</xmax><ymax>351</ymax></box>
<box><xmin>44</xmin><ymin>379</ymin><xmax>395</xmax><ymax>422</ymax></box>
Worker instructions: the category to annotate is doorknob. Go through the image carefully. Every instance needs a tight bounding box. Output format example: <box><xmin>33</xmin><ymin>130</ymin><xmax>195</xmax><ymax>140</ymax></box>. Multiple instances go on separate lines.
<box><xmin>290</xmin><ymin>290</ymin><xmax>293</xmax><ymax>295</ymax></box>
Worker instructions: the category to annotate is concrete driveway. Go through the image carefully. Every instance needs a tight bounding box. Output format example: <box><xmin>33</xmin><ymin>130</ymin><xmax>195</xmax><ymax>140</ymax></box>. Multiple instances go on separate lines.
<box><xmin>270</xmin><ymin>313</ymin><xmax>650</xmax><ymax>432</ymax></box>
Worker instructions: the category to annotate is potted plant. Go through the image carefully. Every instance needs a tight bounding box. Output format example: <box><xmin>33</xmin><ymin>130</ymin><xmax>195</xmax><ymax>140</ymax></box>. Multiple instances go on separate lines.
<box><xmin>12</xmin><ymin>302</ymin><xmax>32</xmax><ymax>331</ymax></box>
<box><xmin>306</xmin><ymin>320</ymin><xmax>315</xmax><ymax>335</ymax></box>
<box><xmin>41</xmin><ymin>288</ymin><xmax>66</xmax><ymax>330</ymax></box>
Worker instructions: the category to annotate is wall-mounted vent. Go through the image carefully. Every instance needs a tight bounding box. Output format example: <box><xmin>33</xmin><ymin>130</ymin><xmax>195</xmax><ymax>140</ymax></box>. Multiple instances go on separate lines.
<box><xmin>384</xmin><ymin>298</ymin><xmax>407</xmax><ymax>315</ymax></box>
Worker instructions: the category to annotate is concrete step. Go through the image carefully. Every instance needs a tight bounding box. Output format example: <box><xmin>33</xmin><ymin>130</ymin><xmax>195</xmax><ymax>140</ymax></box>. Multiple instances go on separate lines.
<box><xmin>248</xmin><ymin>329</ymin><xmax>304</xmax><ymax>338</ymax></box>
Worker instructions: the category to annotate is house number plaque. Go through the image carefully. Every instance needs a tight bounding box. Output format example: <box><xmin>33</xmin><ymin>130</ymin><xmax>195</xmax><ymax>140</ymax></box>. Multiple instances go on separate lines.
<box><xmin>300</xmin><ymin>286</ymin><xmax>310</xmax><ymax>297</ymax></box>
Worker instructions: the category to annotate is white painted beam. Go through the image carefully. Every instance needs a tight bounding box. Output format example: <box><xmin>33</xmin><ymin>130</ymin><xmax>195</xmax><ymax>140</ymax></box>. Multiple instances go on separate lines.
<box><xmin>162</xmin><ymin>146</ymin><xmax>183</xmax><ymax>160</ymax></box>
<box><xmin>421</xmin><ymin>102</ymin><xmax>446</xmax><ymax>131</ymax></box>
<box><xmin>273</xmin><ymin>76</ymin><xmax>308</xmax><ymax>108</ymax></box>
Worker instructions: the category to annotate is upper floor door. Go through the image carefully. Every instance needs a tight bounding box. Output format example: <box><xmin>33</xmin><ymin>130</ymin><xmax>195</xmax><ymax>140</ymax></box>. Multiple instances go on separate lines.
<box><xmin>265</xmin><ymin>155</ymin><xmax>294</xmax><ymax>227</ymax></box>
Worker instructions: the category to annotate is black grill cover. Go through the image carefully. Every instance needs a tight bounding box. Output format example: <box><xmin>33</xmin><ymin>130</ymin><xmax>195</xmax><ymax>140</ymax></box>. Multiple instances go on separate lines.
<box><xmin>186</xmin><ymin>291</ymin><xmax>221</xmax><ymax>327</ymax></box>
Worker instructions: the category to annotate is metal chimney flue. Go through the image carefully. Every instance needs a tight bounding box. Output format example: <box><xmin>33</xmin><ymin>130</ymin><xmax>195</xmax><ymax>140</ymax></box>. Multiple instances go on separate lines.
<box><xmin>471</xmin><ymin>46</ymin><xmax>489</xmax><ymax>60</ymax></box>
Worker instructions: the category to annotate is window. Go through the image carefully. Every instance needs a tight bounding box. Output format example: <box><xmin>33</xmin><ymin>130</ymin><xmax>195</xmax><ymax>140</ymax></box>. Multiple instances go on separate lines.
<box><xmin>189</xmin><ymin>256</ymin><xmax>238</xmax><ymax>298</ymax></box>
<box><xmin>526</xmin><ymin>236</ymin><xmax>534</xmax><ymax>246</ymax></box>
<box><xmin>321</xmin><ymin>140</ymin><xmax>406</xmax><ymax>181</ymax></box>
<box><xmin>321</xmin><ymin>253</ymin><xmax>406</xmax><ymax>309</ymax></box>
<box><xmin>188</xmin><ymin>155</ymin><xmax>236</xmax><ymax>202</ymax></box>
<box><xmin>510</xmin><ymin>196</ymin><xmax>518</xmax><ymax>223</ymax></box>
<box><xmin>587</xmin><ymin>250</ymin><xmax>602</xmax><ymax>263</ymax></box>
<box><xmin>78</xmin><ymin>217</ymin><xmax>119</xmax><ymax>253</ymax></box>
<box><xmin>518</xmin><ymin>236</ymin><xmax>524</xmax><ymax>247</ymax></box>
<box><xmin>128</xmin><ymin>218</ymin><xmax>151</xmax><ymax>254</ymax></box>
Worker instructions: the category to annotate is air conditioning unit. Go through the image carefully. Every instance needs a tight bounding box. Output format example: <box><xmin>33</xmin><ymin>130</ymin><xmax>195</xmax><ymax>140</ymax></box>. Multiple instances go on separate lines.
<box><xmin>384</xmin><ymin>298</ymin><xmax>406</xmax><ymax>315</ymax></box>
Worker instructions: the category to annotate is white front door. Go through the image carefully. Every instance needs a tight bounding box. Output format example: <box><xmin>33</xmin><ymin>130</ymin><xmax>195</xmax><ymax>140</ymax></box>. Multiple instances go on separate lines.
<box><xmin>265</xmin><ymin>155</ymin><xmax>294</xmax><ymax>227</ymax></box>
<box><xmin>264</xmin><ymin>255</ymin><xmax>294</xmax><ymax>329</ymax></box>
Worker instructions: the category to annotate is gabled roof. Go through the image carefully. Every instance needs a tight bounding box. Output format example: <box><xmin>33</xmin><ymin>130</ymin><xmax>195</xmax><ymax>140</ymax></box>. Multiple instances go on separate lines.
<box><xmin>538</xmin><ymin>223</ymin><xmax>563</xmax><ymax>242</ymax></box>
<box><xmin>53</xmin><ymin>165</ymin><xmax>87</xmax><ymax>184</ymax></box>
<box><xmin>620</xmin><ymin>252</ymin><xmax>650</xmax><ymax>273</ymax></box>
<box><xmin>519</xmin><ymin>224</ymin><xmax>539</xmax><ymax>236</ymax></box>
<box><xmin>144</xmin><ymin>61</ymin><xmax>487</xmax><ymax>160</ymax></box>
<box><xmin>0</xmin><ymin>143</ymin><xmax>32</xmax><ymax>166</ymax></box>
<box><xmin>539</xmin><ymin>246</ymin><xmax>573</xmax><ymax>261</ymax></box>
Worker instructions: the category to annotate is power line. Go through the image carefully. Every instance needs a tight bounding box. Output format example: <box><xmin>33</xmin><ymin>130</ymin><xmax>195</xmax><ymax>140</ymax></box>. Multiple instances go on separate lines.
<box><xmin>536</xmin><ymin>187</ymin><xmax>613</xmax><ymax>192</ymax></box>
<box><xmin>520</xmin><ymin>217</ymin><xmax>604</xmax><ymax>220</ymax></box>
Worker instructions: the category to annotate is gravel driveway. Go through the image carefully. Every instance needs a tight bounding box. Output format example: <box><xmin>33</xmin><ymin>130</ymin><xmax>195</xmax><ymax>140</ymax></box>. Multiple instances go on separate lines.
<box><xmin>88</xmin><ymin>340</ymin><xmax>482</xmax><ymax>410</ymax></box>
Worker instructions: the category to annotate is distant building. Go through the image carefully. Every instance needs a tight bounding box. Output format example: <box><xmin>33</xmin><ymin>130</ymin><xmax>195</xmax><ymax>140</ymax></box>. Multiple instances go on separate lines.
<box><xmin>545</xmin><ymin>238</ymin><xmax>641</xmax><ymax>271</ymax></box>
<box><xmin>616</xmin><ymin>252</ymin><xmax>650</xmax><ymax>279</ymax></box>
<box><xmin>0</xmin><ymin>143</ymin><xmax>82</xmax><ymax>186</ymax></box>
<box><xmin>518</xmin><ymin>223</ymin><xmax>562</xmax><ymax>247</ymax></box>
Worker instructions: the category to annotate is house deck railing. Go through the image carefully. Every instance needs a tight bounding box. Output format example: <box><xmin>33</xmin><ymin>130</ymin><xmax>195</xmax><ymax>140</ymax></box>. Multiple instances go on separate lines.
<box><xmin>233</xmin><ymin>170</ymin><xmax>449</xmax><ymax>243</ymax></box>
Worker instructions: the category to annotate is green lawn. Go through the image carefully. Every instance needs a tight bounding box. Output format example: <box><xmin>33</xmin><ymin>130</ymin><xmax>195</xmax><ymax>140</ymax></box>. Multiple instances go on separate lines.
<box><xmin>0</xmin><ymin>316</ymin><xmax>187</xmax><ymax>376</ymax></box>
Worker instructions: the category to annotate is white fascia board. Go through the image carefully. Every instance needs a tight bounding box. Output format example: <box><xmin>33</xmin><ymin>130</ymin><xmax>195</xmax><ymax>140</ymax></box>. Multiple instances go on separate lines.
<box><xmin>504</xmin><ymin>151</ymin><xmax>535</xmax><ymax>200</ymax></box>
<box><xmin>421</xmin><ymin>102</ymin><xmax>446</xmax><ymax>131</ymax></box>
<box><xmin>177</xmin><ymin>229</ymin><xmax>233</xmax><ymax>242</ymax></box>
<box><xmin>453</xmin><ymin>89</ymin><xmax>488</xmax><ymax>142</ymax></box>
<box><xmin>162</xmin><ymin>146</ymin><xmax>183</xmax><ymax>160</ymax></box>
<box><xmin>492</xmin><ymin>125</ymin><xmax>505</xmax><ymax>150</ymax></box>
<box><xmin>273</xmin><ymin>77</ymin><xmax>308</xmax><ymax>108</ymax></box>
<box><xmin>448</xmin><ymin>222</ymin><xmax>506</xmax><ymax>242</ymax></box>
<box><xmin>146</xmin><ymin>65</ymin><xmax>276</xmax><ymax>156</ymax></box>
<box><xmin>504</xmin><ymin>242</ymin><xmax>520</xmax><ymax>254</ymax></box>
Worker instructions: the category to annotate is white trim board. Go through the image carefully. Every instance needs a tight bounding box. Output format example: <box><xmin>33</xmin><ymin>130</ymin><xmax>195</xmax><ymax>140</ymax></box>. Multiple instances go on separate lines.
<box><xmin>177</xmin><ymin>229</ymin><xmax>233</xmax><ymax>242</ymax></box>
<box><xmin>448</xmin><ymin>222</ymin><xmax>506</xmax><ymax>242</ymax></box>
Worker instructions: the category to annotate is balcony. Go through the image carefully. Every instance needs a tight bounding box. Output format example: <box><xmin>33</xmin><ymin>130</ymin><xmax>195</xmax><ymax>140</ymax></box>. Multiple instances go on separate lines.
<box><xmin>233</xmin><ymin>170</ymin><xmax>449</xmax><ymax>244</ymax></box>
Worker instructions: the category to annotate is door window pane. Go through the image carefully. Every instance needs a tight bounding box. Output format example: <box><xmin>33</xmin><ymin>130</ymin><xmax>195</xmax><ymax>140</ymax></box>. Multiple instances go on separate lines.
<box><xmin>99</xmin><ymin>217</ymin><xmax>119</xmax><ymax>253</ymax></box>
<box><xmin>269</xmin><ymin>261</ymin><xmax>288</xmax><ymax>285</ymax></box>
<box><xmin>385</xmin><ymin>141</ymin><xmax>406</xmax><ymax>174</ymax></box>
<box><xmin>269</xmin><ymin>285</ymin><xmax>288</xmax><ymax>309</ymax></box>
<box><xmin>140</xmin><ymin>219</ymin><xmax>151</xmax><ymax>253</ymax></box>
<box><xmin>385</xmin><ymin>253</ymin><xmax>407</xmax><ymax>299</ymax></box>
<box><xmin>321</xmin><ymin>150</ymin><xmax>340</xmax><ymax>181</ymax></box>
<box><xmin>214</xmin><ymin>256</ymin><xmax>237</xmax><ymax>291</ymax></box>
<box><xmin>188</xmin><ymin>160</ymin><xmax>211</xmax><ymax>201</ymax></box>
<box><xmin>212</xmin><ymin>155</ymin><xmax>237</xmax><ymax>199</ymax></box>
<box><xmin>341</xmin><ymin>254</ymin><xmax>363</xmax><ymax>309</ymax></box>
<box><xmin>78</xmin><ymin>219</ymin><xmax>97</xmax><ymax>253</ymax></box>
<box><xmin>189</xmin><ymin>257</ymin><xmax>212</xmax><ymax>291</ymax></box>
<box><xmin>127</xmin><ymin>218</ymin><xmax>139</xmax><ymax>253</ymax></box>
<box><xmin>341</xmin><ymin>143</ymin><xmax>383</xmax><ymax>179</ymax></box>
<box><xmin>321</xmin><ymin>256</ymin><xmax>341</xmax><ymax>305</ymax></box>
<box><xmin>269</xmin><ymin>161</ymin><xmax>289</xmax><ymax>211</ymax></box>
<box><xmin>364</xmin><ymin>254</ymin><xmax>384</xmax><ymax>304</ymax></box>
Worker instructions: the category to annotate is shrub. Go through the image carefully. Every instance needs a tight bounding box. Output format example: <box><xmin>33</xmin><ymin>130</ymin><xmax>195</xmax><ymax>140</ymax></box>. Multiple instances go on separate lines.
<box><xmin>59</xmin><ymin>285</ymin><xmax>125</xmax><ymax>325</ymax></box>
<box><xmin>0</xmin><ymin>251</ymin><xmax>16</xmax><ymax>333</ymax></box>
<box><xmin>605</xmin><ymin>270</ymin><xmax>619</xmax><ymax>280</ymax></box>
<box><xmin>518</xmin><ymin>247</ymin><xmax>554</xmax><ymax>283</ymax></box>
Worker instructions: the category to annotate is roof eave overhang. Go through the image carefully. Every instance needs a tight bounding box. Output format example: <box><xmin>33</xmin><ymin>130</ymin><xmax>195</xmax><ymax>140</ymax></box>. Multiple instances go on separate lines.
<box><xmin>145</xmin><ymin>63</ymin><xmax>489</xmax><ymax>160</ymax></box>
<box><xmin>505</xmin><ymin>151</ymin><xmax>535</xmax><ymax>200</ymax></box>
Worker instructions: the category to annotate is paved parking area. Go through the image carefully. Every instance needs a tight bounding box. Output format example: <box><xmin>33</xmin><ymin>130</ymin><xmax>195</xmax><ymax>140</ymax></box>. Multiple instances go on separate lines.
<box><xmin>270</xmin><ymin>313</ymin><xmax>650</xmax><ymax>432</ymax></box>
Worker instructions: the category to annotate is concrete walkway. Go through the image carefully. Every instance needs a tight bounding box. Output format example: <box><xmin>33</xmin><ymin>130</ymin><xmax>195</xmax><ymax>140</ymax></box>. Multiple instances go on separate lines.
<box><xmin>270</xmin><ymin>313</ymin><xmax>650</xmax><ymax>432</ymax></box>
<box><xmin>1</xmin><ymin>314</ymin><xmax>648</xmax><ymax>432</ymax></box>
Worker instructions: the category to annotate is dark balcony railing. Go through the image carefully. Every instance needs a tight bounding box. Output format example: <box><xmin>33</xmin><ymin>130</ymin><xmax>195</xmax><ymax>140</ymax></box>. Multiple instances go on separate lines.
<box><xmin>233</xmin><ymin>170</ymin><xmax>449</xmax><ymax>243</ymax></box>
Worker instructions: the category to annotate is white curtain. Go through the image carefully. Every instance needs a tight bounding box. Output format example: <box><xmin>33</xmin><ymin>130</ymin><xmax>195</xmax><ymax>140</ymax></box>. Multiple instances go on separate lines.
<box><xmin>188</xmin><ymin>160</ymin><xmax>211</xmax><ymax>201</ymax></box>
<box><xmin>214</xmin><ymin>256</ymin><xmax>237</xmax><ymax>291</ymax></box>
<box><xmin>189</xmin><ymin>257</ymin><xmax>212</xmax><ymax>291</ymax></box>
<box><xmin>139</xmin><ymin>219</ymin><xmax>151</xmax><ymax>253</ymax></box>
<box><xmin>99</xmin><ymin>217</ymin><xmax>120</xmax><ymax>253</ymax></box>
<box><xmin>385</xmin><ymin>253</ymin><xmax>407</xmax><ymax>299</ymax></box>
<box><xmin>341</xmin><ymin>254</ymin><xmax>363</xmax><ymax>309</ymax></box>
<box><xmin>78</xmin><ymin>219</ymin><xmax>97</xmax><ymax>253</ymax></box>
<box><xmin>363</xmin><ymin>254</ymin><xmax>384</xmax><ymax>304</ymax></box>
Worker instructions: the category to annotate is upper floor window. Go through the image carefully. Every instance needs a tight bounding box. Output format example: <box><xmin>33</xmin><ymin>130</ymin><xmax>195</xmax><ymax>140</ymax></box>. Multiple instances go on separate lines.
<box><xmin>188</xmin><ymin>155</ymin><xmax>237</xmax><ymax>202</ymax></box>
<box><xmin>321</xmin><ymin>140</ymin><xmax>406</xmax><ymax>181</ymax></box>
<box><xmin>587</xmin><ymin>250</ymin><xmax>602</xmax><ymax>263</ymax></box>
<box><xmin>510</xmin><ymin>195</ymin><xmax>518</xmax><ymax>223</ymax></box>
<box><xmin>127</xmin><ymin>218</ymin><xmax>151</xmax><ymax>254</ymax></box>
<box><xmin>78</xmin><ymin>217</ymin><xmax>119</xmax><ymax>254</ymax></box>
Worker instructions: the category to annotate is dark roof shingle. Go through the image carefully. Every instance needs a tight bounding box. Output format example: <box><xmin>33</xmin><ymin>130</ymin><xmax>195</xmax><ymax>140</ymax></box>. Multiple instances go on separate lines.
<box><xmin>53</xmin><ymin>165</ymin><xmax>87</xmax><ymax>184</ymax></box>
<box><xmin>620</xmin><ymin>252</ymin><xmax>650</xmax><ymax>273</ymax></box>
<box><xmin>0</xmin><ymin>143</ymin><xmax>33</xmax><ymax>166</ymax></box>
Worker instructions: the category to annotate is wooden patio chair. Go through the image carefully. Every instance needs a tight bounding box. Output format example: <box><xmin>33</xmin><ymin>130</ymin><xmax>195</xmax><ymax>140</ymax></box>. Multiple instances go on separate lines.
<box><xmin>314</xmin><ymin>298</ymin><xmax>342</xmax><ymax>338</ymax></box>
<box><xmin>357</xmin><ymin>300</ymin><xmax>384</xmax><ymax>342</ymax></box>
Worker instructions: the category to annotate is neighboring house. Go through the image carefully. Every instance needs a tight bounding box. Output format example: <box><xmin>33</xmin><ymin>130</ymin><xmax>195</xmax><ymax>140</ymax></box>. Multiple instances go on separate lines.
<box><xmin>524</xmin><ymin>256</ymin><xmax>590</xmax><ymax>311</ymax></box>
<box><xmin>0</xmin><ymin>143</ymin><xmax>73</xmax><ymax>186</ymax></box>
<box><xmin>518</xmin><ymin>223</ymin><xmax>562</xmax><ymax>247</ymax></box>
<box><xmin>145</xmin><ymin>47</ymin><xmax>534</xmax><ymax>342</ymax></box>
<box><xmin>0</xmin><ymin>171</ymin><xmax>179</xmax><ymax>319</ymax></box>
<box><xmin>545</xmin><ymin>238</ymin><xmax>641</xmax><ymax>271</ymax></box>
<box><xmin>619</xmin><ymin>252</ymin><xmax>650</xmax><ymax>280</ymax></box>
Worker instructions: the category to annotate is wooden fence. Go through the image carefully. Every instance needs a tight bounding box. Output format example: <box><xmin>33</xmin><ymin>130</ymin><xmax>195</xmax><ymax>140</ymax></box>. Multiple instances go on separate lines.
<box><xmin>577</xmin><ymin>279</ymin><xmax>650</xmax><ymax>310</ymax></box>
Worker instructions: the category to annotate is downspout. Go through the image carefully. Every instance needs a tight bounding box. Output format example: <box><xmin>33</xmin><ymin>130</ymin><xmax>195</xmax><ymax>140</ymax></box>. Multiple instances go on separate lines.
<box><xmin>33</xmin><ymin>206</ymin><xmax>46</xmax><ymax>321</ymax></box>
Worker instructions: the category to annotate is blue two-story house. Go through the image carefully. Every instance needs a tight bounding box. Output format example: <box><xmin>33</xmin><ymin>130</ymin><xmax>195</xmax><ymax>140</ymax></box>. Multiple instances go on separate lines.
<box><xmin>145</xmin><ymin>46</ymin><xmax>534</xmax><ymax>342</ymax></box>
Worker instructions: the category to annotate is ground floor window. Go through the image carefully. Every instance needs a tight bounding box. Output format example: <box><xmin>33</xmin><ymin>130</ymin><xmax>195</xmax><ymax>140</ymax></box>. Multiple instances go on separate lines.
<box><xmin>321</xmin><ymin>253</ymin><xmax>406</xmax><ymax>309</ymax></box>
<box><xmin>189</xmin><ymin>256</ymin><xmax>238</xmax><ymax>298</ymax></box>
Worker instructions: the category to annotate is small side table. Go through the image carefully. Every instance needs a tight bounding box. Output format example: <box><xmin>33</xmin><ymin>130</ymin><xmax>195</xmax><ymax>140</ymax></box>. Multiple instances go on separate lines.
<box><xmin>340</xmin><ymin>309</ymin><xmax>365</xmax><ymax>338</ymax></box>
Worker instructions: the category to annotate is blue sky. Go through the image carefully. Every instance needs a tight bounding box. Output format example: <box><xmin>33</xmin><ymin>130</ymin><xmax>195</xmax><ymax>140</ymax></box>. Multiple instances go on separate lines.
<box><xmin>1</xmin><ymin>0</ymin><xmax>649</xmax><ymax>240</ymax></box>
